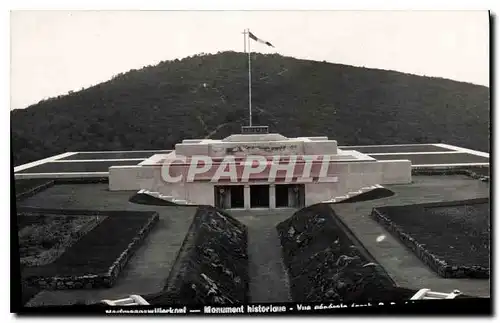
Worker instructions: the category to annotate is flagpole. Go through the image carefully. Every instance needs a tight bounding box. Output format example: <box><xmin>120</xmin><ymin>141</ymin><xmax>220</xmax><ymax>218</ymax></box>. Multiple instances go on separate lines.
<box><xmin>242</xmin><ymin>29</ymin><xmax>247</xmax><ymax>53</ymax></box>
<box><xmin>247</xmin><ymin>28</ymin><xmax>252</xmax><ymax>127</ymax></box>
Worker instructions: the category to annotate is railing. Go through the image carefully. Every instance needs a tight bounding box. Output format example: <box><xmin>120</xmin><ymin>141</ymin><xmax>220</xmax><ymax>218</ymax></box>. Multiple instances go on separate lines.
<box><xmin>101</xmin><ymin>295</ymin><xmax>150</xmax><ymax>306</ymax></box>
<box><xmin>410</xmin><ymin>289</ymin><xmax>461</xmax><ymax>300</ymax></box>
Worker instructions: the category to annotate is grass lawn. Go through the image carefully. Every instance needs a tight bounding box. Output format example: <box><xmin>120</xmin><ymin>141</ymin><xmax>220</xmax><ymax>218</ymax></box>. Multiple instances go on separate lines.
<box><xmin>372</xmin><ymin>198</ymin><xmax>490</xmax><ymax>278</ymax></box>
<box><xmin>19</xmin><ymin>215</ymin><xmax>106</xmax><ymax>267</ymax></box>
<box><xmin>23</xmin><ymin>212</ymin><xmax>158</xmax><ymax>290</ymax></box>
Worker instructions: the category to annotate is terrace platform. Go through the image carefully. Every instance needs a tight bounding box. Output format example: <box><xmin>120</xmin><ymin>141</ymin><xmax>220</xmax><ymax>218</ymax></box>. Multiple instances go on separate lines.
<box><xmin>14</xmin><ymin>139</ymin><xmax>490</xmax><ymax>307</ymax></box>
<box><xmin>329</xmin><ymin>174</ymin><xmax>490</xmax><ymax>298</ymax></box>
<box><xmin>14</xmin><ymin>140</ymin><xmax>488</xmax><ymax>211</ymax></box>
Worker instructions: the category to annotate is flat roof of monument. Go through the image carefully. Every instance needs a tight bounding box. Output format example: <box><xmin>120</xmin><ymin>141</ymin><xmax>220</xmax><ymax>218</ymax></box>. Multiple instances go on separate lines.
<box><xmin>13</xmin><ymin>150</ymin><xmax>172</xmax><ymax>178</ymax></box>
<box><xmin>13</xmin><ymin>143</ymin><xmax>488</xmax><ymax>179</ymax></box>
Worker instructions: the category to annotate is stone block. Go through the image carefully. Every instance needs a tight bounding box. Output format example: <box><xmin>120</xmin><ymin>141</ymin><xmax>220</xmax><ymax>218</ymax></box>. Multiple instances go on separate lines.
<box><xmin>379</xmin><ymin>160</ymin><xmax>412</xmax><ymax>184</ymax></box>
<box><xmin>175</xmin><ymin>143</ymin><xmax>210</xmax><ymax>156</ymax></box>
<box><xmin>109</xmin><ymin>166</ymin><xmax>142</xmax><ymax>191</ymax></box>
<box><xmin>303</xmin><ymin>140</ymin><xmax>338</xmax><ymax>155</ymax></box>
<box><xmin>222</xmin><ymin>133</ymin><xmax>287</xmax><ymax>142</ymax></box>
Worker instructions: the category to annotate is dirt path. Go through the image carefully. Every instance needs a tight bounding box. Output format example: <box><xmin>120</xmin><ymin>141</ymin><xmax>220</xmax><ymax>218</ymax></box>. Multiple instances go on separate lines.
<box><xmin>229</xmin><ymin>209</ymin><xmax>294</xmax><ymax>303</ymax></box>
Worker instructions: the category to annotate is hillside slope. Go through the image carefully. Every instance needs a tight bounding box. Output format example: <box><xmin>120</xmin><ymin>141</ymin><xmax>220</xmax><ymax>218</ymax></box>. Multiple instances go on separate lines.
<box><xmin>11</xmin><ymin>51</ymin><xmax>490</xmax><ymax>166</ymax></box>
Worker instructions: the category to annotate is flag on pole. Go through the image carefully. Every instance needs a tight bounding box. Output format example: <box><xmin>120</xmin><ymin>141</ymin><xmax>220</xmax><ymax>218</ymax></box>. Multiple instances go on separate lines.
<box><xmin>248</xmin><ymin>31</ymin><xmax>274</xmax><ymax>47</ymax></box>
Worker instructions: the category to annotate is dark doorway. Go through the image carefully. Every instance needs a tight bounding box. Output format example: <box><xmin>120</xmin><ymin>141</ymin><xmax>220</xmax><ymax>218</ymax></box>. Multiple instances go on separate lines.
<box><xmin>275</xmin><ymin>184</ymin><xmax>305</xmax><ymax>208</ymax></box>
<box><xmin>230</xmin><ymin>185</ymin><xmax>244</xmax><ymax>208</ymax></box>
<box><xmin>250</xmin><ymin>185</ymin><xmax>270</xmax><ymax>208</ymax></box>
<box><xmin>214</xmin><ymin>185</ymin><xmax>244</xmax><ymax>209</ymax></box>
<box><xmin>276</xmin><ymin>184</ymin><xmax>290</xmax><ymax>208</ymax></box>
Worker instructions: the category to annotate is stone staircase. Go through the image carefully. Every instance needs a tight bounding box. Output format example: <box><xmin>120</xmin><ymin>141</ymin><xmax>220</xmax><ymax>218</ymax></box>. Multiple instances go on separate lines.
<box><xmin>137</xmin><ymin>184</ymin><xmax>386</xmax><ymax>207</ymax></box>
<box><xmin>321</xmin><ymin>184</ymin><xmax>384</xmax><ymax>203</ymax></box>
<box><xmin>137</xmin><ymin>189</ymin><xmax>194</xmax><ymax>206</ymax></box>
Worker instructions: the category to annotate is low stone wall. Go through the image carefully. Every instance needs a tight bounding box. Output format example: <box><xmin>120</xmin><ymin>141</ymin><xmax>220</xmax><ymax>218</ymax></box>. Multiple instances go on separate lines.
<box><xmin>24</xmin><ymin>212</ymin><xmax>159</xmax><ymax>290</ymax></box>
<box><xmin>54</xmin><ymin>177</ymin><xmax>109</xmax><ymax>184</ymax></box>
<box><xmin>412</xmin><ymin>166</ymin><xmax>490</xmax><ymax>182</ymax></box>
<box><xmin>16</xmin><ymin>178</ymin><xmax>109</xmax><ymax>202</ymax></box>
<box><xmin>26</xmin><ymin>274</ymin><xmax>111</xmax><ymax>290</ymax></box>
<box><xmin>277</xmin><ymin>204</ymin><xmax>398</xmax><ymax>303</ymax></box>
<box><xmin>17</xmin><ymin>207</ymin><xmax>152</xmax><ymax>217</ymax></box>
<box><xmin>147</xmin><ymin>206</ymin><xmax>248</xmax><ymax>305</ymax></box>
<box><xmin>106</xmin><ymin>214</ymin><xmax>159</xmax><ymax>285</ymax></box>
<box><xmin>15</xmin><ymin>179</ymin><xmax>55</xmax><ymax>201</ymax></box>
<box><xmin>378</xmin><ymin>160</ymin><xmax>412</xmax><ymax>184</ymax></box>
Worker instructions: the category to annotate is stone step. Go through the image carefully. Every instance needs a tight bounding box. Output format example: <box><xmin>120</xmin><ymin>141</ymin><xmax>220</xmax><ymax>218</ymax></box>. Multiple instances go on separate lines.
<box><xmin>138</xmin><ymin>189</ymin><xmax>191</xmax><ymax>205</ymax></box>
<box><xmin>157</xmin><ymin>194</ymin><xmax>174</xmax><ymax>201</ymax></box>
<box><xmin>323</xmin><ymin>183</ymin><xmax>386</xmax><ymax>204</ymax></box>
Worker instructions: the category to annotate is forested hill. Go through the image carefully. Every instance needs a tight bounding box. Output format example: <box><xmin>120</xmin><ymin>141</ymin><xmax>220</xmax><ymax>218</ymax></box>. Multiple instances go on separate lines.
<box><xmin>11</xmin><ymin>51</ymin><xmax>489</xmax><ymax>166</ymax></box>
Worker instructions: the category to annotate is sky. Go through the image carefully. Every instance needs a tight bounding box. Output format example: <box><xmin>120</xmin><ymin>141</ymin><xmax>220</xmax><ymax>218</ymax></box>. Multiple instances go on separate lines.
<box><xmin>10</xmin><ymin>10</ymin><xmax>489</xmax><ymax>111</ymax></box>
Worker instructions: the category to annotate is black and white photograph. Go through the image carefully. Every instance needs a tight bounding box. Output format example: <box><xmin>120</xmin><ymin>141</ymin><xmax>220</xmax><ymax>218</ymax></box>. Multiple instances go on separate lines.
<box><xmin>8</xmin><ymin>7</ymin><xmax>492</xmax><ymax>316</ymax></box>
